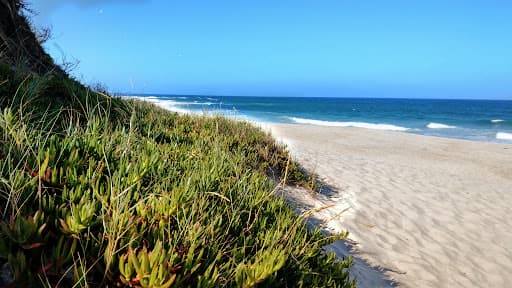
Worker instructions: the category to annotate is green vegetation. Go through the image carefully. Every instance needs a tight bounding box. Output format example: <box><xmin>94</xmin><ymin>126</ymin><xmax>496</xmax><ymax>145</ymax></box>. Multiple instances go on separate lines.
<box><xmin>0</xmin><ymin>1</ymin><xmax>353</xmax><ymax>286</ymax></box>
<box><xmin>0</xmin><ymin>68</ymin><xmax>353</xmax><ymax>287</ymax></box>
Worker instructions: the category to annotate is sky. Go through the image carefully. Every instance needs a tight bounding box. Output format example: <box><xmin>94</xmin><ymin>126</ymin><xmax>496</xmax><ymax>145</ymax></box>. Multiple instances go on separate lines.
<box><xmin>32</xmin><ymin>0</ymin><xmax>512</xmax><ymax>99</ymax></box>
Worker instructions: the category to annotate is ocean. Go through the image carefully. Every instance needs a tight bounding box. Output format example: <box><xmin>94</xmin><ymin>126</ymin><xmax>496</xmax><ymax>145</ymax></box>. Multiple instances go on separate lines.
<box><xmin>127</xmin><ymin>95</ymin><xmax>512</xmax><ymax>143</ymax></box>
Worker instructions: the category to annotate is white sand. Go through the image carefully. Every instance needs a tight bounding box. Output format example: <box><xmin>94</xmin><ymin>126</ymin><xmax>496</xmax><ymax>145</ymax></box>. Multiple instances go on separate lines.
<box><xmin>263</xmin><ymin>123</ymin><xmax>512</xmax><ymax>288</ymax></box>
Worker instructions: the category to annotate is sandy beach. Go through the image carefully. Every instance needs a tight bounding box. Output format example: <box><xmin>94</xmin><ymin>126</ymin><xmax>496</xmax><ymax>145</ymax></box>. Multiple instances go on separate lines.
<box><xmin>264</xmin><ymin>123</ymin><xmax>512</xmax><ymax>287</ymax></box>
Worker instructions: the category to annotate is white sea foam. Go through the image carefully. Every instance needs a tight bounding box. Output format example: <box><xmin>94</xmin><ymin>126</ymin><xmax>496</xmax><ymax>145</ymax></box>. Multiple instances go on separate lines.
<box><xmin>170</xmin><ymin>101</ymin><xmax>215</xmax><ymax>106</ymax></box>
<box><xmin>155</xmin><ymin>101</ymin><xmax>192</xmax><ymax>114</ymax></box>
<box><xmin>427</xmin><ymin>122</ymin><xmax>456</xmax><ymax>129</ymax></box>
<box><xmin>124</xmin><ymin>96</ymin><xmax>192</xmax><ymax>114</ymax></box>
<box><xmin>491</xmin><ymin>119</ymin><xmax>505</xmax><ymax>123</ymax></box>
<box><xmin>289</xmin><ymin>117</ymin><xmax>409</xmax><ymax>131</ymax></box>
<box><xmin>496</xmin><ymin>132</ymin><xmax>512</xmax><ymax>141</ymax></box>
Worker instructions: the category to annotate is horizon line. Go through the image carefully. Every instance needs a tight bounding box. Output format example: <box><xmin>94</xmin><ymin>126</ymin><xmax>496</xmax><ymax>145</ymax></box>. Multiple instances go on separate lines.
<box><xmin>115</xmin><ymin>92</ymin><xmax>512</xmax><ymax>101</ymax></box>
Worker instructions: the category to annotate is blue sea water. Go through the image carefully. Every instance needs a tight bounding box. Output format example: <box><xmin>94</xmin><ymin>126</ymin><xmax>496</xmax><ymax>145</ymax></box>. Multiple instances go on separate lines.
<box><xmin>128</xmin><ymin>95</ymin><xmax>512</xmax><ymax>143</ymax></box>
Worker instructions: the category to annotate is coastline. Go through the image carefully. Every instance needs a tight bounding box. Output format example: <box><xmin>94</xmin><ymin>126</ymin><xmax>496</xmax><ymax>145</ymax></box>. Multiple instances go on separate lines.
<box><xmin>125</xmin><ymin>95</ymin><xmax>512</xmax><ymax>144</ymax></box>
<box><xmin>4</xmin><ymin>1</ymin><xmax>510</xmax><ymax>284</ymax></box>
<box><xmin>262</xmin><ymin>122</ymin><xmax>512</xmax><ymax>287</ymax></box>
<box><xmin>128</xmin><ymin>96</ymin><xmax>512</xmax><ymax>286</ymax></box>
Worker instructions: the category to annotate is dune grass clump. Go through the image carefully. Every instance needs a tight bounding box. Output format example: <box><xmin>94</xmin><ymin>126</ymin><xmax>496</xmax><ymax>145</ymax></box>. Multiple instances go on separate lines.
<box><xmin>0</xmin><ymin>72</ymin><xmax>353</xmax><ymax>287</ymax></box>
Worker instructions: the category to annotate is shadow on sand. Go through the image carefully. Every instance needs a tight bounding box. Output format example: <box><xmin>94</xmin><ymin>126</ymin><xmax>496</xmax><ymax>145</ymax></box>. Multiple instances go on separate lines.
<box><xmin>281</xmin><ymin>182</ymin><xmax>398</xmax><ymax>288</ymax></box>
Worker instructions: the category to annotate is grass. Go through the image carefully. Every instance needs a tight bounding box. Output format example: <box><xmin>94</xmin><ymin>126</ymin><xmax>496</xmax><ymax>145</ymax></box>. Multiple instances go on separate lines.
<box><xmin>0</xmin><ymin>66</ymin><xmax>354</xmax><ymax>287</ymax></box>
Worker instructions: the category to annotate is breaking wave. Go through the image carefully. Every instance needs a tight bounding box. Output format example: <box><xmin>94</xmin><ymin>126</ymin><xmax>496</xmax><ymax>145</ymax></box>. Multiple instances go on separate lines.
<box><xmin>427</xmin><ymin>122</ymin><xmax>456</xmax><ymax>129</ymax></box>
<box><xmin>289</xmin><ymin>117</ymin><xmax>409</xmax><ymax>131</ymax></box>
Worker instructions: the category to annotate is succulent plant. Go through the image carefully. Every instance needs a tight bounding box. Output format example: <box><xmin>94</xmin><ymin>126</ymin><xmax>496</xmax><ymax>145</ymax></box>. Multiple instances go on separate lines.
<box><xmin>0</xmin><ymin>210</ymin><xmax>47</xmax><ymax>249</ymax></box>
<box><xmin>118</xmin><ymin>241</ymin><xmax>177</xmax><ymax>288</ymax></box>
<box><xmin>50</xmin><ymin>236</ymin><xmax>78</xmax><ymax>271</ymax></box>
<box><xmin>0</xmin><ymin>89</ymin><xmax>354</xmax><ymax>287</ymax></box>
<box><xmin>59</xmin><ymin>197</ymin><xmax>99</xmax><ymax>236</ymax></box>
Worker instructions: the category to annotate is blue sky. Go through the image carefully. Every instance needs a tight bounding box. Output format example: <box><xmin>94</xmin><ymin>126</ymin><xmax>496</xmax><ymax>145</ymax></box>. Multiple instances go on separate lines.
<box><xmin>33</xmin><ymin>1</ymin><xmax>512</xmax><ymax>99</ymax></box>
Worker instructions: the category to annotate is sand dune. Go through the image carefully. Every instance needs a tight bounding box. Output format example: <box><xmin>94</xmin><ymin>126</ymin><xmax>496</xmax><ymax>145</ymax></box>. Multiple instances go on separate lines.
<box><xmin>264</xmin><ymin>123</ymin><xmax>512</xmax><ymax>288</ymax></box>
